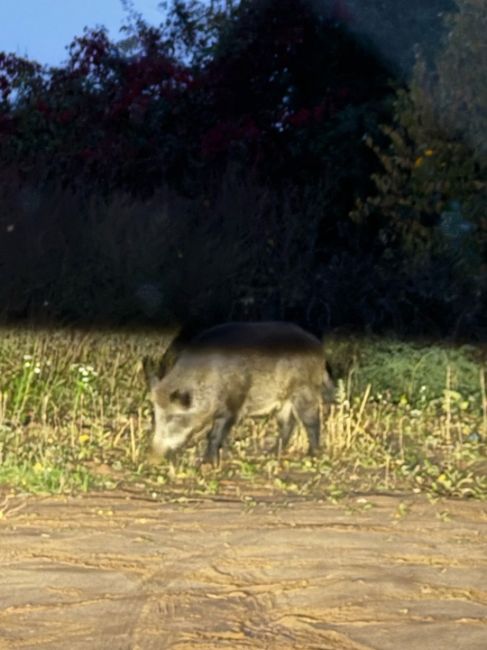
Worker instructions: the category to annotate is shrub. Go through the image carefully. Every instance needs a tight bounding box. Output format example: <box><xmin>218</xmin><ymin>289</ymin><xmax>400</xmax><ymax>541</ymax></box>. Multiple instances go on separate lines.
<box><xmin>0</xmin><ymin>166</ymin><xmax>329</xmax><ymax>328</ymax></box>
<box><xmin>326</xmin><ymin>336</ymin><xmax>485</xmax><ymax>409</ymax></box>
<box><xmin>351</xmin><ymin>0</ymin><xmax>486</xmax><ymax>338</ymax></box>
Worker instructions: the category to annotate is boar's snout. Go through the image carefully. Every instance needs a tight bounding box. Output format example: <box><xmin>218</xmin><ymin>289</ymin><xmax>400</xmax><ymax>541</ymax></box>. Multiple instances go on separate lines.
<box><xmin>149</xmin><ymin>387</ymin><xmax>209</xmax><ymax>457</ymax></box>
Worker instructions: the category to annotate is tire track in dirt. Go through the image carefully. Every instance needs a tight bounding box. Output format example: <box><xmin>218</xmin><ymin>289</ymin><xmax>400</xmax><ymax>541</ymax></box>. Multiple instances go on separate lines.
<box><xmin>0</xmin><ymin>492</ymin><xmax>486</xmax><ymax>649</ymax></box>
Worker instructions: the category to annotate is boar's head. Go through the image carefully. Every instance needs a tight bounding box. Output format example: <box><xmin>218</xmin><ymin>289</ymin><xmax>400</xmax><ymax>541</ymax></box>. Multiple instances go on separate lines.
<box><xmin>143</xmin><ymin>356</ymin><xmax>211</xmax><ymax>457</ymax></box>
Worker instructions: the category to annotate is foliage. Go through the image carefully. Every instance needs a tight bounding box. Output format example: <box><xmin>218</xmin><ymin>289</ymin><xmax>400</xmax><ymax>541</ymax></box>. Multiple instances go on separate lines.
<box><xmin>0</xmin><ymin>0</ymin><xmax>400</xmax><ymax>331</ymax></box>
<box><xmin>351</xmin><ymin>0</ymin><xmax>486</xmax><ymax>337</ymax></box>
<box><xmin>194</xmin><ymin>0</ymin><xmax>393</xmax><ymax>218</ymax></box>
<box><xmin>431</xmin><ymin>0</ymin><xmax>487</xmax><ymax>161</ymax></box>
<box><xmin>0</xmin><ymin>169</ymin><xmax>342</xmax><ymax>329</ymax></box>
<box><xmin>0</xmin><ymin>26</ymin><xmax>196</xmax><ymax>195</ymax></box>
<box><xmin>325</xmin><ymin>336</ymin><xmax>485</xmax><ymax>407</ymax></box>
<box><xmin>342</xmin><ymin>0</ymin><xmax>455</xmax><ymax>76</ymax></box>
<box><xmin>0</xmin><ymin>0</ymin><xmax>484</xmax><ymax>337</ymax></box>
<box><xmin>155</xmin><ymin>0</ymin><xmax>237</xmax><ymax>65</ymax></box>
<box><xmin>0</xmin><ymin>0</ymin><xmax>393</xmax><ymax>203</ymax></box>
<box><xmin>353</xmin><ymin>83</ymin><xmax>486</xmax><ymax>260</ymax></box>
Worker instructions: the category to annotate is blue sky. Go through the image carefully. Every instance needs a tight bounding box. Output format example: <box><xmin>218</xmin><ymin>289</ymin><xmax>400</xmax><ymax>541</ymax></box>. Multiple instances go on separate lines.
<box><xmin>0</xmin><ymin>0</ymin><xmax>163</xmax><ymax>66</ymax></box>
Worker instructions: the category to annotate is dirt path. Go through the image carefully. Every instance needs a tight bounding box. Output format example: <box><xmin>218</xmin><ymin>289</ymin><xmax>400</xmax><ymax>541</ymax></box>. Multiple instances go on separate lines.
<box><xmin>0</xmin><ymin>491</ymin><xmax>486</xmax><ymax>650</ymax></box>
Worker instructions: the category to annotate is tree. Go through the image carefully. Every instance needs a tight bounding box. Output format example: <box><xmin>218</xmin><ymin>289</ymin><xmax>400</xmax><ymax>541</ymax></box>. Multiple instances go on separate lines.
<box><xmin>351</xmin><ymin>0</ymin><xmax>486</xmax><ymax>335</ymax></box>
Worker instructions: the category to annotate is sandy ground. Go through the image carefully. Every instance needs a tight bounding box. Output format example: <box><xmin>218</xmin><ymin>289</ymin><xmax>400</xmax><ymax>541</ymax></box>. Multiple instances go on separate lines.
<box><xmin>0</xmin><ymin>491</ymin><xmax>486</xmax><ymax>650</ymax></box>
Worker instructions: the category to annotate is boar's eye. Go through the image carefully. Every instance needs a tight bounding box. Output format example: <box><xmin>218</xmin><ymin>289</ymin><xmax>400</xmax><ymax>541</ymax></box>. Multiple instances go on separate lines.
<box><xmin>169</xmin><ymin>389</ymin><xmax>192</xmax><ymax>409</ymax></box>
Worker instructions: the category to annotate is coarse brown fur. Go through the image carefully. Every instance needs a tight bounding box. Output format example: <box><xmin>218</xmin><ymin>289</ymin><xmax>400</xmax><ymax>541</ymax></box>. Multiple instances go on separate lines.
<box><xmin>144</xmin><ymin>321</ymin><xmax>334</xmax><ymax>465</ymax></box>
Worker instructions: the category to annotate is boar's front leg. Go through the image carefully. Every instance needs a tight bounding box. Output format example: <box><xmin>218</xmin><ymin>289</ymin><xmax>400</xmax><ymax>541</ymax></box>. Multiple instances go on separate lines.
<box><xmin>202</xmin><ymin>413</ymin><xmax>236</xmax><ymax>466</ymax></box>
<box><xmin>300</xmin><ymin>406</ymin><xmax>321</xmax><ymax>455</ymax></box>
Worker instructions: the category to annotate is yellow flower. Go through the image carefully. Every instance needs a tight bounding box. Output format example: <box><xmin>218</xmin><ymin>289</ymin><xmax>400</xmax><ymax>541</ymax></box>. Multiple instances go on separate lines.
<box><xmin>33</xmin><ymin>462</ymin><xmax>44</xmax><ymax>472</ymax></box>
<box><xmin>79</xmin><ymin>434</ymin><xmax>90</xmax><ymax>444</ymax></box>
<box><xmin>414</xmin><ymin>156</ymin><xmax>424</xmax><ymax>168</ymax></box>
<box><xmin>425</xmin><ymin>149</ymin><xmax>434</xmax><ymax>156</ymax></box>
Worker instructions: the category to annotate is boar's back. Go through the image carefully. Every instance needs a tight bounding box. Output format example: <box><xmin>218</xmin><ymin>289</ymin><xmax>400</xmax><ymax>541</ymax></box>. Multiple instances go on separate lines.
<box><xmin>189</xmin><ymin>322</ymin><xmax>322</xmax><ymax>355</ymax></box>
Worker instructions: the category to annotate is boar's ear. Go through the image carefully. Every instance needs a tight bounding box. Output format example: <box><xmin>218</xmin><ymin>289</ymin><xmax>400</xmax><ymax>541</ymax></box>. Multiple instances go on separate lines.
<box><xmin>169</xmin><ymin>389</ymin><xmax>192</xmax><ymax>409</ymax></box>
<box><xmin>142</xmin><ymin>356</ymin><xmax>161</xmax><ymax>391</ymax></box>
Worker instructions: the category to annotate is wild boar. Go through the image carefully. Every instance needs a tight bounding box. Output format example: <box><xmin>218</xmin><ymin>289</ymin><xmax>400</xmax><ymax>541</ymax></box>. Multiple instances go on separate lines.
<box><xmin>144</xmin><ymin>321</ymin><xmax>334</xmax><ymax>465</ymax></box>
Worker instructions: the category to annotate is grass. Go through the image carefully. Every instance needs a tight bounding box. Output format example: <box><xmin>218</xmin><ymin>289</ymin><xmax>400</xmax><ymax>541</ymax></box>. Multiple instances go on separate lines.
<box><xmin>0</xmin><ymin>327</ymin><xmax>485</xmax><ymax>501</ymax></box>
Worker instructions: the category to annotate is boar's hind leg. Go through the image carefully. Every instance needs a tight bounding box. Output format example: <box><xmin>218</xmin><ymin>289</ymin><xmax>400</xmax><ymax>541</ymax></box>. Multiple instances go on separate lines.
<box><xmin>273</xmin><ymin>402</ymin><xmax>297</xmax><ymax>454</ymax></box>
<box><xmin>203</xmin><ymin>413</ymin><xmax>236</xmax><ymax>466</ymax></box>
<box><xmin>293</xmin><ymin>397</ymin><xmax>321</xmax><ymax>456</ymax></box>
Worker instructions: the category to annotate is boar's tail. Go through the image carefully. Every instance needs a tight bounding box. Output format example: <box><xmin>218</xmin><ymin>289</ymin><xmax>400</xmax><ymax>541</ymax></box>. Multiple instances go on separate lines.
<box><xmin>322</xmin><ymin>359</ymin><xmax>336</xmax><ymax>403</ymax></box>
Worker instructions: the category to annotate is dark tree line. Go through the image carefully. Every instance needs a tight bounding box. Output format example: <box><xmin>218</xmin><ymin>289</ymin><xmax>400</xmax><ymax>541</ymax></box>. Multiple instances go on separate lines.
<box><xmin>0</xmin><ymin>0</ymin><xmax>484</xmax><ymax>339</ymax></box>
